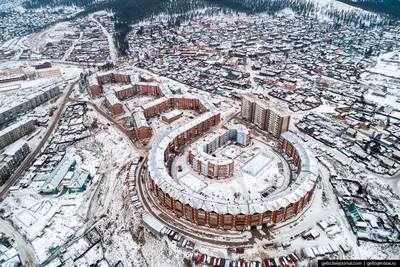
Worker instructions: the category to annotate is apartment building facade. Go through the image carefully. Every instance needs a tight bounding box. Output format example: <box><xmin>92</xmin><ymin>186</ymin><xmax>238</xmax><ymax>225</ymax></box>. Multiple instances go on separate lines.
<box><xmin>188</xmin><ymin>125</ymin><xmax>250</xmax><ymax>179</ymax></box>
<box><xmin>104</xmin><ymin>92</ymin><xmax>124</xmax><ymax>115</ymax></box>
<box><xmin>0</xmin><ymin>118</ymin><xmax>35</xmax><ymax>149</ymax></box>
<box><xmin>114</xmin><ymin>84</ymin><xmax>135</xmax><ymax>99</ymax></box>
<box><xmin>132</xmin><ymin>111</ymin><xmax>151</xmax><ymax>140</ymax></box>
<box><xmin>241</xmin><ymin>94</ymin><xmax>255</xmax><ymax>122</ymax></box>
<box><xmin>241</xmin><ymin>95</ymin><xmax>290</xmax><ymax>138</ymax></box>
<box><xmin>0</xmin><ymin>140</ymin><xmax>30</xmax><ymax>185</ymax></box>
<box><xmin>0</xmin><ymin>84</ymin><xmax>61</xmax><ymax>126</ymax></box>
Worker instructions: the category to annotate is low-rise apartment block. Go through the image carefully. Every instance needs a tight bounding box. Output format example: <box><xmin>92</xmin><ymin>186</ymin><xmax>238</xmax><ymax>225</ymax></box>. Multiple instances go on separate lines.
<box><xmin>0</xmin><ymin>84</ymin><xmax>61</xmax><ymax>126</ymax></box>
<box><xmin>0</xmin><ymin>118</ymin><xmax>35</xmax><ymax>149</ymax></box>
<box><xmin>132</xmin><ymin>110</ymin><xmax>151</xmax><ymax>140</ymax></box>
<box><xmin>0</xmin><ymin>140</ymin><xmax>30</xmax><ymax>185</ymax></box>
<box><xmin>104</xmin><ymin>92</ymin><xmax>124</xmax><ymax>115</ymax></box>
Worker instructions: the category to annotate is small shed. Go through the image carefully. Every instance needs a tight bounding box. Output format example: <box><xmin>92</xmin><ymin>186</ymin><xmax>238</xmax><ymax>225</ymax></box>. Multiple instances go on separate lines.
<box><xmin>142</xmin><ymin>213</ymin><xmax>166</xmax><ymax>236</ymax></box>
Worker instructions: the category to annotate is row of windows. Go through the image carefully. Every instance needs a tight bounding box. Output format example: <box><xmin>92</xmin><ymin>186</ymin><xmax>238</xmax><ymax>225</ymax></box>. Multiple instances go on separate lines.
<box><xmin>155</xmin><ymin>187</ymin><xmax>313</xmax><ymax>227</ymax></box>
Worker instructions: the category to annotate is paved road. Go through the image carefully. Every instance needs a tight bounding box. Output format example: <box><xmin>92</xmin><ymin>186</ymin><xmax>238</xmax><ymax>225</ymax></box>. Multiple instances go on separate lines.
<box><xmin>0</xmin><ymin>80</ymin><xmax>78</xmax><ymax>200</ymax></box>
<box><xmin>0</xmin><ymin>219</ymin><xmax>38</xmax><ymax>266</ymax></box>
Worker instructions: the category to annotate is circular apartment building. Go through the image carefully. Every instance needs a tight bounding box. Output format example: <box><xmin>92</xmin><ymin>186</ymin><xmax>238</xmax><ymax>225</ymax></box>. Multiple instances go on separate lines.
<box><xmin>146</xmin><ymin>110</ymin><xmax>319</xmax><ymax>230</ymax></box>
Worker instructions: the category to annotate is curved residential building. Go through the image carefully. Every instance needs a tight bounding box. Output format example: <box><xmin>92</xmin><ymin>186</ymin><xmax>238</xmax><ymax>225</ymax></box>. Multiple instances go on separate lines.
<box><xmin>147</xmin><ymin>118</ymin><xmax>319</xmax><ymax>230</ymax></box>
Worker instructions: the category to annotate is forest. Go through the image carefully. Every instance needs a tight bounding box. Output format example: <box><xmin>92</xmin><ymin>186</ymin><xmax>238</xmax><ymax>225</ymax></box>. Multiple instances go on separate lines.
<box><xmin>337</xmin><ymin>0</ymin><xmax>400</xmax><ymax>18</ymax></box>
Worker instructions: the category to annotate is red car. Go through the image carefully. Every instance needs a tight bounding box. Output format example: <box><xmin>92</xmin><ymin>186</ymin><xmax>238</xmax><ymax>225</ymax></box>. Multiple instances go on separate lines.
<box><xmin>289</xmin><ymin>253</ymin><xmax>299</xmax><ymax>263</ymax></box>
<box><xmin>263</xmin><ymin>258</ymin><xmax>271</xmax><ymax>267</ymax></box>
<box><xmin>195</xmin><ymin>253</ymin><xmax>202</xmax><ymax>265</ymax></box>
<box><xmin>236</xmin><ymin>247</ymin><xmax>245</xmax><ymax>254</ymax></box>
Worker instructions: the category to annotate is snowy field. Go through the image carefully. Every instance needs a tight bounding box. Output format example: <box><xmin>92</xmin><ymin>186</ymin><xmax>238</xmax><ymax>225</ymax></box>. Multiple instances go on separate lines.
<box><xmin>179</xmin><ymin>173</ymin><xmax>207</xmax><ymax>192</ymax></box>
<box><xmin>22</xmin><ymin>21</ymin><xmax>78</xmax><ymax>55</ymax></box>
<box><xmin>241</xmin><ymin>151</ymin><xmax>275</xmax><ymax>177</ymax></box>
<box><xmin>173</xmin><ymin>139</ymin><xmax>290</xmax><ymax>201</ymax></box>
<box><xmin>368</xmin><ymin>51</ymin><xmax>400</xmax><ymax>79</ymax></box>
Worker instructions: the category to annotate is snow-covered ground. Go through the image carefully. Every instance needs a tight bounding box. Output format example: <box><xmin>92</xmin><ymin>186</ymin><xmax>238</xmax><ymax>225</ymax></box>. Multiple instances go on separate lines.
<box><xmin>367</xmin><ymin>51</ymin><xmax>400</xmax><ymax>79</ymax></box>
<box><xmin>21</xmin><ymin>22</ymin><xmax>77</xmax><ymax>55</ymax></box>
<box><xmin>173</xmin><ymin>139</ymin><xmax>290</xmax><ymax>202</ymax></box>
<box><xmin>0</xmin><ymin>100</ymin><xmax>144</xmax><ymax>264</ymax></box>
<box><xmin>0</xmin><ymin>1</ymin><xmax>399</xmax><ymax>264</ymax></box>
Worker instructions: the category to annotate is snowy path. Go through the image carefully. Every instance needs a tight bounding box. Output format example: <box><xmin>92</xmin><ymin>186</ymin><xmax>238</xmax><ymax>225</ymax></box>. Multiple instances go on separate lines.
<box><xmin>90</xmin><ymin>14</ymin><xmax>117</xmax><ymax>64</ymax></box>
<box><xmin>0</xmin><ymin>219</ymin><xmax>38</xmax><ymax>267</ymax></box>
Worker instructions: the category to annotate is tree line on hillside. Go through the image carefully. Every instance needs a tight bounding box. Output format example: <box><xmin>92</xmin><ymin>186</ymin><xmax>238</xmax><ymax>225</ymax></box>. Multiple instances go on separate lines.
<box><xmin>337</xmin><ymin>0</ymin><xmax>400</xmax><ymax>18</ymax></box>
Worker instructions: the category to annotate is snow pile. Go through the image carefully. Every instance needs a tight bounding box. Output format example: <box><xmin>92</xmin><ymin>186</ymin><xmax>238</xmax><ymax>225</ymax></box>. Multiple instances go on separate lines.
<box><xmin>364</xmin><ymin>177</ymin><xmax>400</xmax><ymax>216</ymax></box>
<box><xmin>359</xmin><ymin>241</ymin><xmax>400</xmax><ymax>259</ymax></box>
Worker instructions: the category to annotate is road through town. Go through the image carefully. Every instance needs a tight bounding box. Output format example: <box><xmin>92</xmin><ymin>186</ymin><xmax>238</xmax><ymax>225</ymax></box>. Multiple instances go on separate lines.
<box><xmin>0</xmin><ymin>219</ymin><xmax>38</xmax><ymax>266</ymax></box>
<box><xmin>0</xmin><ymin>80</ymin><xmax>78</xmax><ymax>200</ymax></box>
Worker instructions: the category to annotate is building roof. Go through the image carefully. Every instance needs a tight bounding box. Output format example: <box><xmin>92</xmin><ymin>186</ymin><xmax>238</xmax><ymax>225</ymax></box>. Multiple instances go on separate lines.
<box><xmin>162</xmin><ymin>110</ymin><xmax>183</xmax><ymax>120</ymax></box>
<box><xmin>113</xmin><ymin>84</ymin><xmax>134</xmax><ymax>92</ymax></box>
<box><xmin>159</xmin><ymin>83</ymin><xmax>172</xmax><ymax>97</ymax></box>
<box><xmin>227</xmin><ymin>124</ymin><xmax>250</xmax><ymax>135</ymax></box>
<box><xmin>1</xmin><ymin>140</ymin><xmax>28</xmax><ymax>157</ymax></box>
<box><xmin>0</xmin><ymin>73</ymin><xmax>25</xmax><ymax>81</ymax></box>
<box><xmin>242</xmin><ymin>94</ymin><xmax>256</xmax><ymax>102</ymax></box>
<box><xmin>142</xmin><ymin>213</ymin><xmax>165</xmax><ymax>234</ymax></box>
<box><xmin>0</xmin><ymin>118</ymin><xmax>34</xmax><ymax>137</ymax></box>
<box><xmin>141</xmin><ymin>96</ymin><xmax>168</xmax><ymax>109</ymax></box>
<box><xmin>135</xmin><ymin>81</ymin><xmax>159</xmax><ymax>87</ymax></box>
<box><xmin>41</xmin><ymin>157</ymin><xmax>75</xmax><ymax>191</ymax></box>
<box><xmin>198</xmin><ymin>96</ymin><xmax>218</xmax><ymax>112</ymax></box>
<box><xmin>88</xmin><ymin>76</ymin><xmax>99</xmax><ymax>87</ymax></box>
<box><xmin>133</xmin><ymin>111</ymin><xmax>149</xmax><ymax>128</ymax></box>
<box><xmin>104</xmin><ymin>91</ymin><xmax>122</xmax><ymax>107</ymax></box>
<box><xmin>67</xmin><ymin>170</ymin><xmax>90</xmax><ymax>189</ymax></box>
<box><xmin>346</xmin><ymin>203</ymin><xmax>364</xmax><ymax>221</ymax></box>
